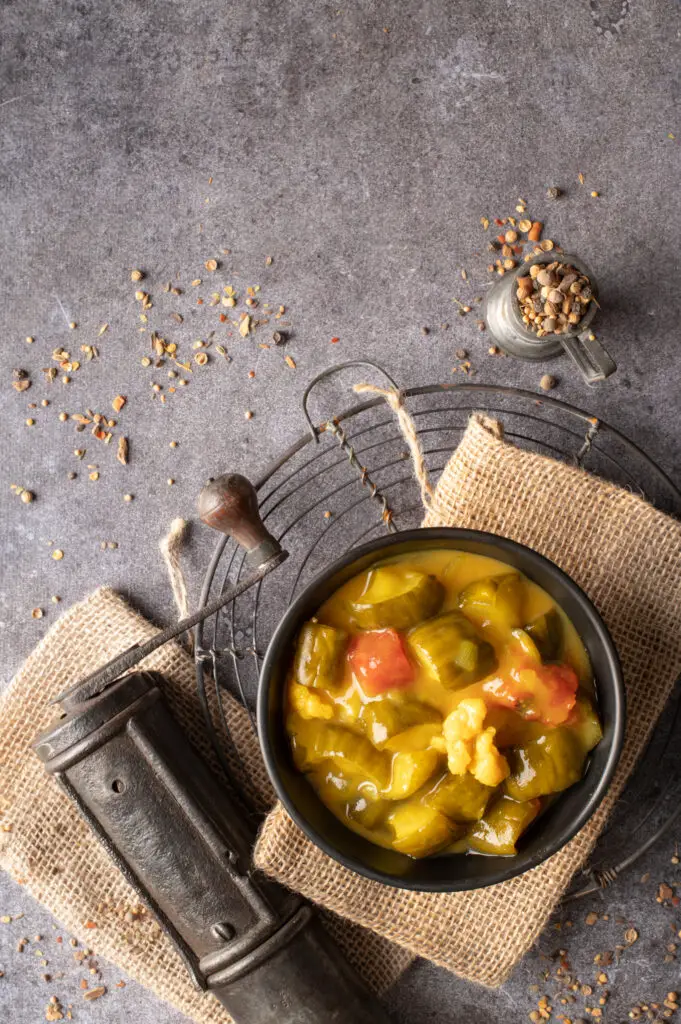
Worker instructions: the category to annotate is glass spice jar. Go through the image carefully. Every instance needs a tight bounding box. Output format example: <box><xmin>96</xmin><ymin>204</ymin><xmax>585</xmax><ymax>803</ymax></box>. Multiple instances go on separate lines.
<box><xmin>484</xmin><ymin>253</ymin><xmax>616</xmax><ymax>385</ymax></box>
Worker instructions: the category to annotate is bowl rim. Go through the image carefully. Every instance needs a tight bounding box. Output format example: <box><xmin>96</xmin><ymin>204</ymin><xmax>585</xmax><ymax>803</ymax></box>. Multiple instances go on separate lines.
<box><xmin>257</xmin><ymin>527</ymin><xmax>626</xmax><ymax>892</ymax></box>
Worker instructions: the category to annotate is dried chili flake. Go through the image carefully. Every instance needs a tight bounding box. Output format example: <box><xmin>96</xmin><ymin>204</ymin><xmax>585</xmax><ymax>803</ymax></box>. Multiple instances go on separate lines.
<box><xmin>117</xmin><ymin>437</ymin><xmax>129</xmax><ymax>466</ymax></box>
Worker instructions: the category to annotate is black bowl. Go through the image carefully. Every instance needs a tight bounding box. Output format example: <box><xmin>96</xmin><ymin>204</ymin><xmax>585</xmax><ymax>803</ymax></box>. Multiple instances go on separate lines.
<box><xmin>258</xmin><ymin>529</ymin><xmax>625</xmax><ymax>892</ymax></box>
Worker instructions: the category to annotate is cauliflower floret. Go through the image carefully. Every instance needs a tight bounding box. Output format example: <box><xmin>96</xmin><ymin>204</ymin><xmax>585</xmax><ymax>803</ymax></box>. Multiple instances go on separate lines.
<box><xmin>446</xmin><ymin>697</ymin><xmax>487</xmax><ymax>740</ymax></box>
<box><xmin>431</xmin><ymin>697</ymin><xmax>508</xmax><ymax>784</ymax></box>
<box><xmin>289</xmin><ymin>682</ymin><xmax>334</xmax><ymax>721</ymax></box>
<box><xmin>469</xmin><ymin>727</ymin><xmax>510</xmax><ymax>787</ymax></box>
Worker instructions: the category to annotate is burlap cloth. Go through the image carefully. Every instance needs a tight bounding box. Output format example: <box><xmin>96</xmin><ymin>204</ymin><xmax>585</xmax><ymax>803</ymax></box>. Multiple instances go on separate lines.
<box><xmin>1</xmin><ymin>416</ymin><xmax>680</xmax><ymax>1020</ymax></box>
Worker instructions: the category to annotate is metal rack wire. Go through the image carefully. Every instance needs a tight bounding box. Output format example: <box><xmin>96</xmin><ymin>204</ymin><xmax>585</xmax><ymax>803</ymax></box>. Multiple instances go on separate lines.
<box><xmin>194</xmin><ymin>365</ymin><xmax>681</xmax><ymax>900</ymax></box>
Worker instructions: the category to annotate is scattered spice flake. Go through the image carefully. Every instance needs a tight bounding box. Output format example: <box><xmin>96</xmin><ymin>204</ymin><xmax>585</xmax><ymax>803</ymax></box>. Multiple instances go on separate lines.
<box><xmin>194</xmin><ymin>352</ymin><xmax>208</xmax><ymax>366</ymax></box>
<box><xmin>624</xmin><ymin>927</ymin><xmax>639</xmax><ymax>944</ymax></box>
<box><xmin>115</xmin><ymin>981</ymin><xmax>126</xmax><ymax>989</ymax></box>
<box><xmin>658</xmin><ymin>883</ymin><xmax>674</xmax><ymax>903</ymax></box>
<box><xmin>13</xmin><ymin>378</ymin><xmax>31</xmax><ymax>392</ymax></box>
<box><xmin>52</xmin><ymin>549</ymin><xmax>64</xmax><ymax>561</ymax></box>
<box><xmin>32</xmin><ymin>607</ymin><xmax>44</xmax><ymax>620</ymax></box>
<box><xmin>265</xmin><ymin>255</ymin><xmax>273</xmax><ymax>266</ymax></box>
<box><xmin>45</xmin><ymin>996</ymin><xmax>64</xmax><ymax>1021</ymax></box>
<box><xmin>578</xmin><ymin>171</ymin><xmax>586</xmax><ymax>184</ymax></box>
<box><xmin>585</xmin><ymin>911</ymin><xmax>599</xmax><ymax>926</ymax></box>
<box><xmin>244</xmin><ymin>410</ymin><xmax>253</xmax><ymax>420</ymax></box>
<box><xmin>284</xmin><ymin>355</ymin><xmax>297</xmax><ymax>369</ymax></box>
<box><xmin>117</xmin><ymin>437</ymin><xmax>129</xmax><ymax>466</ymax></box>
<box><xmin>191</xmin><ymin>278</ymin><xmax>202</xmax><ymax>287</ymax></box>
<box><xmin>528</xmin><ymin>221</ymin><xmax>543</xmax><ymax>242</ymax></box>
<box><xmin>330</xmin><ymin>336</ymin><xmax>340</xmax><ymax>344</ymax></box>
<box><xmin>460</xmin><ymin>269</ymin><xmax>468</xmax><ymax>280</ymax></box>
<box><xmin>83</xmin><ymin>986</ymin><xmax>106</xmax><ymax>1001</ymax></box>
<box><xmin>123</xmin><ymin>494</ymin><xmax>134</xmax><ymax>502</ymax></box>
<box><xmin>480</xmin><ymin>216</ymin><xmax>489</xmax><ymax>230</ymax></box>
<box><xmin>239</xmin><ymin>315</ymin><xmax>252</xmax><ymax>338</ymax></box>
<box><xmin>205</xmin><ymin>259</ymin><xmax>218</xmax><ymax>272</ymax></box>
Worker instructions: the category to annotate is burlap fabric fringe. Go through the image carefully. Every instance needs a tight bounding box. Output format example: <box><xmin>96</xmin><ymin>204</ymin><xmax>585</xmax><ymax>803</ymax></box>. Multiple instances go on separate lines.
<box><xmin>0</xmin><ymin>595</ymin><xmax>409</xmax><ymax>1024</ymax></box>
<box><xmin>254</xmin><ymin>412</ymin><xmax>681</xmax><ymax>987</ymax></box>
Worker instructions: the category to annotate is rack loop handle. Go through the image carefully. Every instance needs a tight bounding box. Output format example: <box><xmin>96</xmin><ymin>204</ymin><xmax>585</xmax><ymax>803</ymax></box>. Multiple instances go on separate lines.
<box><xmin>301</xmin><ymin>360</ymin><xmax>400</xmax><ymax>442</ymax></box>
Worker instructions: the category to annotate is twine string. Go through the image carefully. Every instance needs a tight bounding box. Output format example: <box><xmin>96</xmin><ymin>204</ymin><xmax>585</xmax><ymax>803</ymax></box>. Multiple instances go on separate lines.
<box><xmin>159</xmin><ymin>517</ymin><xmax>194</xmax><ymax>653</ymax></box>
<box><xmin>353</xmin><ymin>382</ymin><xmax>434</xmax><ymax>509</ymax></box>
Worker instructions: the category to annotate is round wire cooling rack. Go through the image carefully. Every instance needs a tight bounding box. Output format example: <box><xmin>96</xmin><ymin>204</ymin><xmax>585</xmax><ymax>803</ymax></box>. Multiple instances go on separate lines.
<box><xmin>194</xmin><ymin>362</ymin><xmax>681</xmax><ymax>901</ymax></box>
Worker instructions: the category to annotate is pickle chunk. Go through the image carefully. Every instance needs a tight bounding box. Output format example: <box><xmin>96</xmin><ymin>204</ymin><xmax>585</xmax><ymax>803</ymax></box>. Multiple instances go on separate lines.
<box><xmin>568</xmin><ymin>696</ymin><xmax>603</xmax><ymax>753</ymax></box>
<box><xmin>383</xmin><ymin>749</ymin><xmax>441</xmax><ymax>800</ymax></box>
<box><xmin>407</xmin><ymin>611</ymin><xmax>496</xmax><ymax>689</ymax></box>
<box><xmin>525</xmin><ymin>609</ymin><xmax>563</xmax><ymax>661</ymax></box>
<box><xmin>388</xmin><ymin>802</ymin><xmax>458</xmax><ymax>857</ymax></box>
<box><xmin>468</xmin><ymin>795</ymin><xmax>541</xmax><ymax>855</ymax></box>
<box><xmin>458</xmin><ymin>573</ymin><xmax>525</xmax><ymax>633</ymax></box>
<box><xmin>424</xmin><ymin>772</ymin><xmax>494</xmax><ymax>822</ymax></box>
<box><xmin>505</xmin><ymin>728</ymin><xmax>584</xmax><ymax>801</ymax></box>
<box><xmin>360</xmin><ymin>699</ymin><xmax>441</xmax><ymax>748</ymax></box>
<box><xmin>347</xmin><ymin>795</ymin><xmax>390</xmax><ymax>830</ymax></box>
<box><xmin>291</xmin><ymin>722</ymin><xmax>388</xmax><ymax>789</ymax></box>
<box><xmin>294</xmin><ymin>621</ymin><xmax>347</xmax><ymax>690</ymax></box>
<box><xmin>348</xmin><ymin>567</ymin><xmax>444</xmax><ymax>630</ymax></box>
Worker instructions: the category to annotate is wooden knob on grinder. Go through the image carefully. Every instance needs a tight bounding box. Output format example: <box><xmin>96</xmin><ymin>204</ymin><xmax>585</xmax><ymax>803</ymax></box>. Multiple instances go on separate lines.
<box><xmin>198</xmin><ymin>474</ymin><xmax>282</xmax><ymax>565</ymax></box>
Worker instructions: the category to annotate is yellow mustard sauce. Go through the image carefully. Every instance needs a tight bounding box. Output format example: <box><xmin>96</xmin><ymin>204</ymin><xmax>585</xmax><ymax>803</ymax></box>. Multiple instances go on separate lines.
<box><xmin>285</xmin><ymin>549</ymin><xmax>599</xmax><ymax>859</ymax></box>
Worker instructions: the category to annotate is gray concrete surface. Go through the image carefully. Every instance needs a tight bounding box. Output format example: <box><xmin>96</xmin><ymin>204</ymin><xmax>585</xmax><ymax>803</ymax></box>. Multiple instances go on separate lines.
<box><xmin>1</xmin><ymin>0</ymin><xmax>680</xmax><ymax>1020</ymax></box>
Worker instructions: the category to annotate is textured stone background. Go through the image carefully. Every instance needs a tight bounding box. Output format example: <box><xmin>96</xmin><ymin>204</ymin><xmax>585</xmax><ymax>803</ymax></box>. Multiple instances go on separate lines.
<box><xmin>1</xmin><ymin>0</ymin><xmax>680</xmax><ymax>1020</ymax></box>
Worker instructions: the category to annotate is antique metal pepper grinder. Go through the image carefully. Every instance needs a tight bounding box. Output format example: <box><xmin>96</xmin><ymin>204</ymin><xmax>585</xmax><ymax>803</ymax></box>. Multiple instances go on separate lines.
<box><xmin>33</xmin><ymin>475</ymin><xmax>392</xmax><ymax>1024</ymax></box>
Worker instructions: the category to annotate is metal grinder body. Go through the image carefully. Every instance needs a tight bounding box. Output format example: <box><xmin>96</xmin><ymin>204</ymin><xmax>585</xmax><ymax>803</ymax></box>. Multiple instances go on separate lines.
<box><xmin>33</xmin><ymin>669</ymin><xmax>389</xmax><ymax>1024</ymax></box>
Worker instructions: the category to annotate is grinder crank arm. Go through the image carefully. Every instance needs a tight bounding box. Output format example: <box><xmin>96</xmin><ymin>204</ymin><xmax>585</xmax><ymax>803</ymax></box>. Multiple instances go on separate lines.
<box><xmin>33</xmin><ymin>473</ymin><xmax>393</xmax><ymax>1024</ymax></box>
